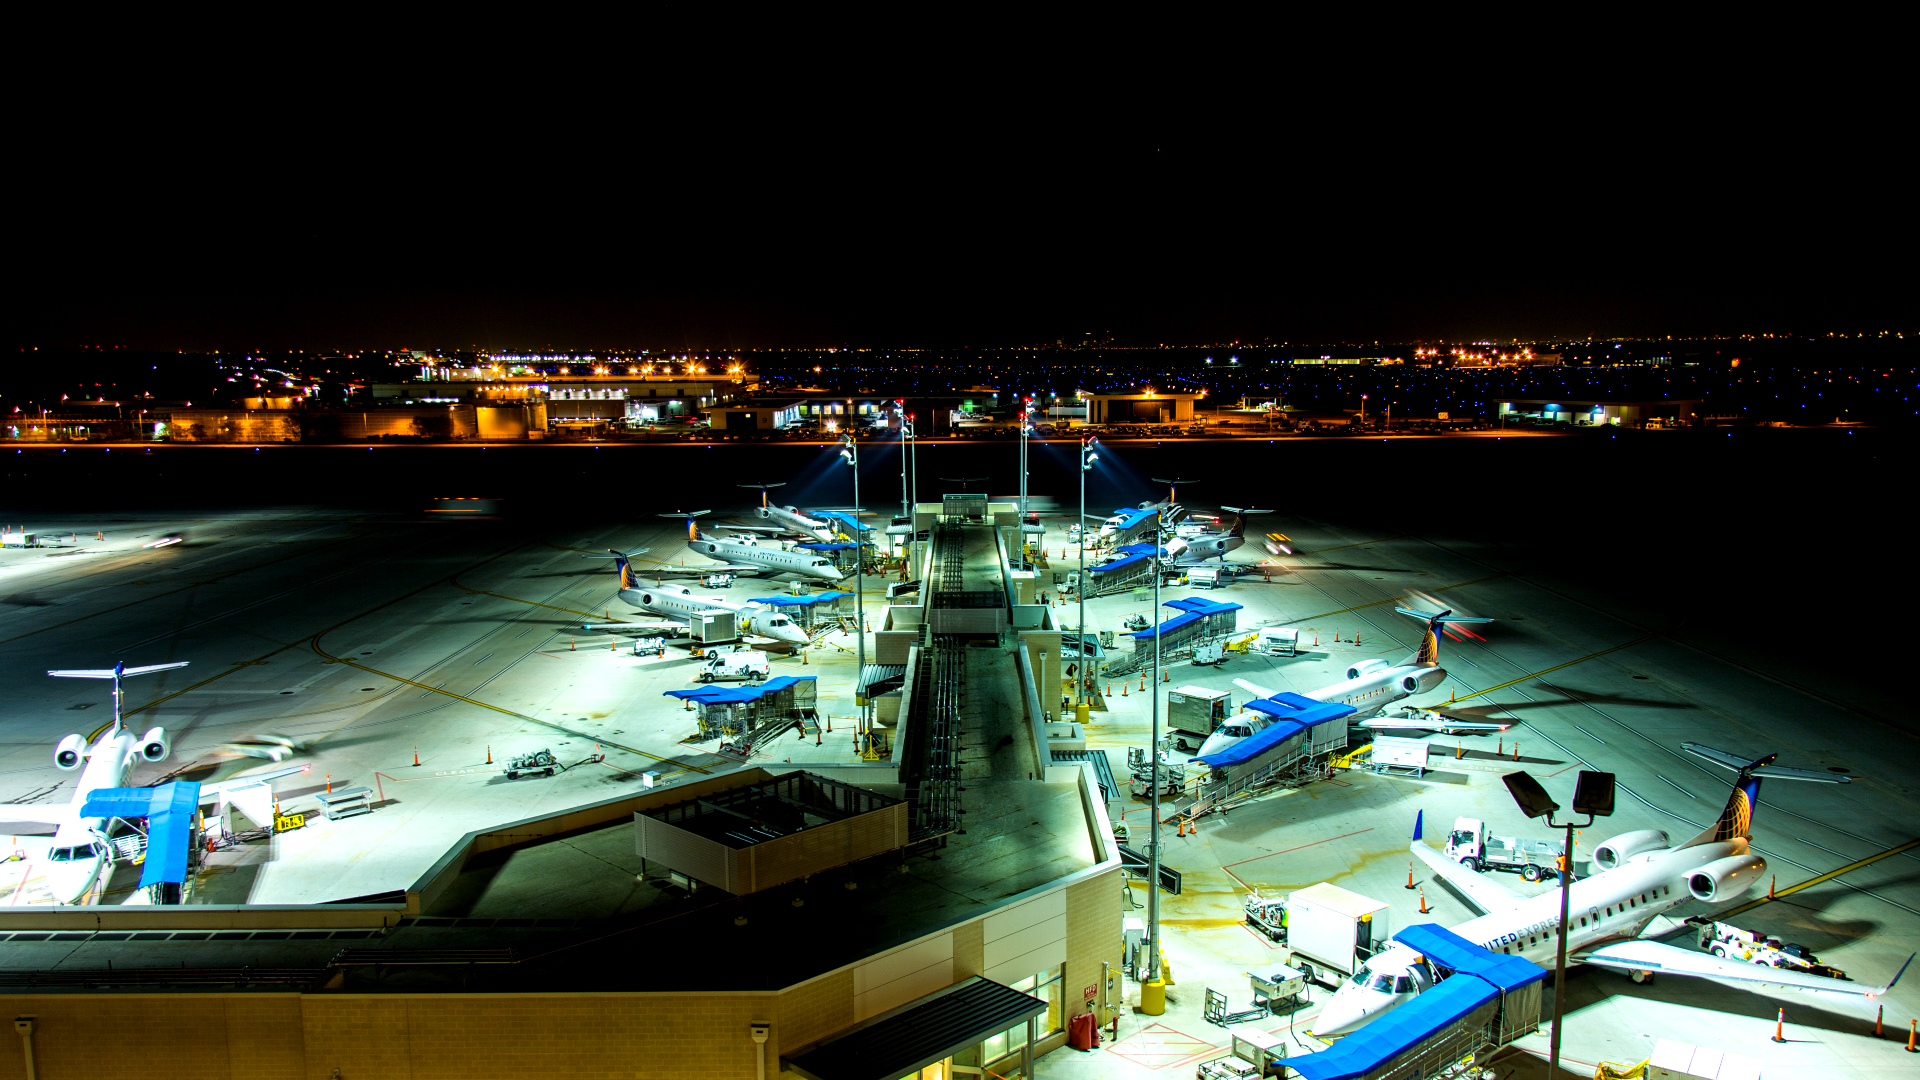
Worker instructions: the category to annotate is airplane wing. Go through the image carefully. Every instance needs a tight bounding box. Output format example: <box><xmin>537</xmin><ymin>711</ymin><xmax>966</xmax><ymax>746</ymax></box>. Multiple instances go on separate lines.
<box><xmin>1411</xmin><ymin>816</ymin><xmax>1528</xmax><ymax>915</ymax></box>
<box><xmin>641</xmin><ymin>564</ymin><xmax>763</xmax><ymax>576</ymax></box>
<box><xmin>1360</xmin><ymin>715</ymin><xmax>1512</xmax><ymax>734</ymax></box>
<box><xmin>198</xmin><ymin>764</ymin><xmax>311</xmax><ymax>828</ymax></box>
<box><xmin>1233</xmin><ymin>677</ymin><xmax>1280</xmax><ymax>699</ymax></box>
<box><xmin>197</xmin><ymin>764</ymin><xmax>310</xmax><ymax>798</ymax></box>
<box><xmin>716</xmin><ymin>523</ymin><xmax>788</xmax><ymax>534</ymax></box>
<box><xmin>1578</xmin><ymin>939</ymin><xmax>1913</xmax><ymax>1000</ymax></box>
<box><xmin>0</xmin><ymin>804</ymin><xmax>69</xmax><ymax>826</ymax></box>
<box><xmin>582</xmin><ymin>621</ymin><xmax>685</xmax><ymax>633</ymax></box>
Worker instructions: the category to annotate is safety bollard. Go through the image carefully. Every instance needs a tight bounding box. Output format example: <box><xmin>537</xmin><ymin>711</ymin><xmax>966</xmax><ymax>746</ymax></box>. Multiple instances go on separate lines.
<box><xmin>1772</xmin><ymin>1007</ymin><xmax>1786</xmax><ymax>1043</ymax></box>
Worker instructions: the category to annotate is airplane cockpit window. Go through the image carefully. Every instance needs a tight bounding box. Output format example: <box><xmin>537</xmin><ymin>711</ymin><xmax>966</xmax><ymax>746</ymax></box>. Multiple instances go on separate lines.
<box><xmin>1392</xmin><ymin>976</ymin><xmax>1415</xmax><ymax>994</ymax></box>
<box><xmin>1366</xmin><ymin>973</ymin><xmax>1396</xmax><ymax>994</ymax></box>
<box><xmin>770</xmin><ymin>617</ymin><xmax>790</xmax><ymax>626</ymax></box>
<box><xmin>1223</xmin><ymin>726</ymin><xmax>1249</xmax><ymax>738</ymax></box>
<box><xmin>811</xmin><ymin>559</ymin><xmax>830</xmax><ymax>567</ymax></box>
<box><xmin>48</xmin><ymin>844</ymin><xmax>100</xmax><ymax>862</ymax></box>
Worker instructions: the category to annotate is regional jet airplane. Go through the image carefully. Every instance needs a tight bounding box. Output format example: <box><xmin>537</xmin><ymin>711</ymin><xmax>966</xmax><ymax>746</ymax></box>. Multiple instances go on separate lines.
<box><xmin>0</xmin><ymin>662</ymin><xmax>308</xmax><ymax>904</ymax></box>
<box><xmin>1310</xmin><ymin>744</ymin><xmax>1910</xmax><ymax>1036</ymax></box>
<box><xmin>662</xmin><ymin>512</ymin><xmax>845</xmax><ymax>582</ymax></box>
<box><xmin>1196</xmin><ymin>607</ymin><xmax>1497</xmax><ymax>757</ymax></box>
<box><xmin>580</xmin><ymin>549</ymin><xmax>809</xmax><ymax>645</ymax></box>
<box><xmin>727</xmin><ymin>483</ymin><xmax>835</xmax><ymax>542</ymax></box>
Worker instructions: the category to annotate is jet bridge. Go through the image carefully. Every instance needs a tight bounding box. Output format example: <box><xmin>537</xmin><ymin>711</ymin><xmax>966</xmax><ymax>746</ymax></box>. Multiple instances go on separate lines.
<box><xmin>663</xmin><ymin>675</ymin><xmax>819</xmax><ymax>751</ymax></box>
<box><xmin>1281</xmin><ymin>924</ymin><xmax>1545</xmax><ymax>1080</ymax></box>
<box><xmin>1126</xmin><ymin>596</ymin><xmax>1243</xmax><ymax>653</ymax></box>
<box><xmin>1178</xmin><ymin>694</ymin><xmax>1355</xmax><ymax>821</ymax></box>
<box><xmin>746</xmin><ymin>590</ymin><xmax>852</xmax><ymax>631</ymax></box>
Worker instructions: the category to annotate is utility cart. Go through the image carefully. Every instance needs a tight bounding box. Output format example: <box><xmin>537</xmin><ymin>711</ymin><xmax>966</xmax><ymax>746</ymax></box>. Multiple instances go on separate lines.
<box><xmin>504</xmin><ymin>748</ymin><xmax>561</xmax><ymax>780</ymax></box>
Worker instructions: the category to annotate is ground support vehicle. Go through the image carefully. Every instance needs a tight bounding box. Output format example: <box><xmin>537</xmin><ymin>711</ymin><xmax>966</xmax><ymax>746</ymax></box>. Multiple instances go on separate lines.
<box><xmin>697</xmin><ymin>649</ymin><xmax>770</xmax><ymax>683</ymax></box>
<box><xmin>1358</xmin><ymin>735</ymin><xmax>1429</xmax><ymax>777</ymax></box>
<box><xmin>1127</xmin><ymin>746</ymin><xmax>1188</xmax><ymax>799</ymax></box>
<box><xmin>1443</xmin><ymin>816</ymin><xmax>1570</xmax><ymax>882</ymax></box>
<box><xmin>1688</xmin><ymin>918</ymin><xmax>1849</xmax><ymax>979</ymax></box>
<box><xmin>504</xmin><ymin>748</ymin><xmax>561</xmax><ymax>780</ymax></box>
<box><xmin>1167</xmin><ymin>685</ymin><xmax>1231</xmax><ymax>752</ymax></box>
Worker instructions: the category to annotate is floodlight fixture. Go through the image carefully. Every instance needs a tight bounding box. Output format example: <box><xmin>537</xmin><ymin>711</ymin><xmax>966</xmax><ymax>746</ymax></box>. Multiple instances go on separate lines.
<box><xmin>1572</xmin><ymin>770</ymin><xmax>1617</xmax><ymax>818</ymax></box>
<box><xmin>1502</xmin><ymin>771</ymin><xmax>1560</xmax><ymax>819</ymax></box>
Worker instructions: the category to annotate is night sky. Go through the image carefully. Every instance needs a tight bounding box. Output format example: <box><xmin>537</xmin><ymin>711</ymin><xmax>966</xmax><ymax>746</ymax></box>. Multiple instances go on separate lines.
<box><xmin>21</xmin><ymin>50</ymin><xmax>1912</xmax><ymax>351</ymax></box>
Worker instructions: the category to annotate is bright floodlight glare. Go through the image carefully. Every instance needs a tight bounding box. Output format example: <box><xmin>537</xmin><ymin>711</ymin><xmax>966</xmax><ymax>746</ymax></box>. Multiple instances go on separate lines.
<box><xmin>1502</xmin><ymin>771</ymin><xmax>1561</xmax><ymax>819</ymax></box>
<box><xmin>1572</xmin><ymin>771</ymin><xmax>1617</xmax><ymax>817</ymax></box>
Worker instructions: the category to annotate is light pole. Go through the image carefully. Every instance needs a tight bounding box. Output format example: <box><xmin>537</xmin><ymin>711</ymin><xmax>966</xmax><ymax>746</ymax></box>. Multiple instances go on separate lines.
<box><xmin>1502</xmin><ymin>768</ymin><xmax>1616</xmax><ymax>1078</ymax></box>
<box><xmin>1077</xmin><ymin>438</ymin><xmax>1098</xmax><ymax>721</ymax></box>
<box><xmin>840</xmin><ymin>435</ymin><xmax>867</xmax><ymax>713</ymax></box>
<box><xmin>1145</xmin><ymin>507</ymin><xmax>1165</xmax><ymax>987</ymax></box>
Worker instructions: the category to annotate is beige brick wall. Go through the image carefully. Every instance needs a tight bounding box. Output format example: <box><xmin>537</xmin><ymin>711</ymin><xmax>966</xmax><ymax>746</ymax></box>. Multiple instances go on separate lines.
<box><xmin>1066</xmin><ymin>868</ymin><xmax>1126</xmax><ymax>1025</ymax></box>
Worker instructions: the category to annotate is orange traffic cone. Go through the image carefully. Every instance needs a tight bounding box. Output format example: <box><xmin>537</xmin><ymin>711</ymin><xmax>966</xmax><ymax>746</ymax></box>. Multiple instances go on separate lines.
<box><xmin>1121</xmin><ymin>683</ymin><xmax>1128</xmax><ymax>697</ymax></box>
<box><xmin>1419</xmin><ymin>890</ymin><xmax>1429</xmax><ymax>914</ymax></box>
<box><xmin>485</xmin><ymin>746</ymin><xmax>493</xmax><ymax>765</ymax></box>
<box><xmin>1406</xmin><ymin>864</ymin><xmax>1416</xmax><ymax>890</ymax></box>
<box><xmin>1906</xmin><ymin>1018</ymin><xmax>1916</xmax><ymax>1052</ymax></box>
<box><xmin>570</xmin><ymin>637</ymin><xmax>576</xmax><ymax>651</ymax></box>
<box><xmin>412</xmin><ymin>746</ymin><xmax>420</xmax><ymax>767</ymax></box>
<box><xmin>1772</xmin><ymin>1008</ymin><xmax>1786</xmax><ymax>1043</ymax></box>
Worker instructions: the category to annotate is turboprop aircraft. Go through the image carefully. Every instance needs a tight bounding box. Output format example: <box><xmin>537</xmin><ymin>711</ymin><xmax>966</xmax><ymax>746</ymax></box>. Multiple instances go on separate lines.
<box><xmin>1309</xmin><ymin>744</ymin><xmax>1911</xmax><ymax>1036</ymax></box>
<box><xmin>579</xmin><ymin>549</ymin><xmax>809</xmax><ymax>645</ymax></box>
<box><xmin>1196</xmin><ymin>606</ymin><xmax>1494</xmax><ymax>757</ymax></box>
<box><xmin>0</xmin><ymin>661</ymin><xmax>308</xmax><ymax>904</ymax></box>
<box><xmin>1169</xmin><ymin>507</ymin><xmax>1272</xmax><ymax>563</ymax></box>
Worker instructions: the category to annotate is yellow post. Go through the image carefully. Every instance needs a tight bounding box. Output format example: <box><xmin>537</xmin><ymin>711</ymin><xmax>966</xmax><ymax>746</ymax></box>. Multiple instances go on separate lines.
<box><xmin>1140</xmin><ymin>978</ymin><xmax>1167</xmax><ymax>1015</ymax></box>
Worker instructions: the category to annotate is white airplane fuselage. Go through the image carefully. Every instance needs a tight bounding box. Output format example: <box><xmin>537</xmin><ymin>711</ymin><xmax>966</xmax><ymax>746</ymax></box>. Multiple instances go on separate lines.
<box><xmin>41</xmin><ymin>729</ymin><xmax>146</xmax><ymax>904</ymax></box>
<box><xmin>758</xmin><ymin>505</ymin><xmax>833</xmax><ymax>541</ymax></box>
<box><xmin>1196</xmin><ymin>664</ymin><xmax>1438</xmax><ymax>758</ymax></box>
<box><xmin>617</xmin><ymin>583</ymin><xmax>809</xmax><ymax>646</ymax></box>
<box><xmin>687</xmin><ymin>536</ymin><xmax>844</xmax><ymax>582</ymax></box>
<box><xmin>1312</xmin><ymin>840</ymin><xmax>1746</xmax><ymax>1035</ymax></box>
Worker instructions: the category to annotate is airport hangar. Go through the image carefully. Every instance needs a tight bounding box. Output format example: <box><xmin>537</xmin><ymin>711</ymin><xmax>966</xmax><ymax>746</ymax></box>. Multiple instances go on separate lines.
<box><xmin>0</xmin><ymin>499</ymin><xmax>1121</xmax><ymax>1080</ymax></box>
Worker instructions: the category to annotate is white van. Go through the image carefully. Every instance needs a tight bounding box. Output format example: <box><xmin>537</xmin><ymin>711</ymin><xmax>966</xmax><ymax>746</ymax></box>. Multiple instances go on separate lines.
<box><xmin>697</xmin><ymin>650</ymin><xmax>770</xmax><ymax>683</ymax></box>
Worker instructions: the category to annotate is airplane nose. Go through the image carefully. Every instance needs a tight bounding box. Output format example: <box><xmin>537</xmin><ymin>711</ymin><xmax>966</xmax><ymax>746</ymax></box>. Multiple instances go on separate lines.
<box><xmin>1308</xmin><ymin>990</ymin><xmax>1372</xmax><ymax>1038</ymax></box>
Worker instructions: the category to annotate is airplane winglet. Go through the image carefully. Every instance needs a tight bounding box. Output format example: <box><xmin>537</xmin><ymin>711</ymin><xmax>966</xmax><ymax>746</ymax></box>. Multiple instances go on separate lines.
<box><xmin>1875</xmin><ymin>953</ymin><xmax>1915</xmax><ymax>996</ymax></box>
<box><xmin>1413</xmin><ymin>809</ymin><xmax>1424</xmax><ymax>843</ymax></box>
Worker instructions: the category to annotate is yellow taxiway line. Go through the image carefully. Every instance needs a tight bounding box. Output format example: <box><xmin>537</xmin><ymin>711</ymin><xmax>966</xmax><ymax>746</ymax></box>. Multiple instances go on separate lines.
<box><xmin>1446</xmin><ymin>631</ymin><xmax>1662</xmax><ymax>705</ymax></box>
<box><xmin>1720</xmin><ymin>838</ymin><xmax>1920</xmax><ymax>919</ymax></box>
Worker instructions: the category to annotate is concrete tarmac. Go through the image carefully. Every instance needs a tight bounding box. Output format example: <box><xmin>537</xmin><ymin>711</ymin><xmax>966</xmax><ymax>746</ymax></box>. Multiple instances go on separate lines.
<box><xmin>1026</xmin><ymin>513</ymin><xmax>1920</xmax><ymax>1079</ymax></box>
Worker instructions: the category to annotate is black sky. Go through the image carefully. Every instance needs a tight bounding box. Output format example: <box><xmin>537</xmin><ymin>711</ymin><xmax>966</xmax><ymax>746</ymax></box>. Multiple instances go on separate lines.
<box><xmin>19</xmin><ymin>42</ymin><xmax>1913</xmax><ymax>351</ymax></box>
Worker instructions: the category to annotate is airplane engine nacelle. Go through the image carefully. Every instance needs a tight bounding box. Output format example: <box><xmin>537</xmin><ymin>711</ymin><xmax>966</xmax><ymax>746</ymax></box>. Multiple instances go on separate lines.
<box><xmin>54</xmin><ymin>733</ymin><xmax>87</xmax><ymax>771</ymax></box>
<box><xmin>137</xmin><ymin>726</ymin><xmax>171</xmax><ymax>764</ymax></box>
<box><xmin>1687</xmin><ymin>853</ymin><xmax>1767</xmax><ymax>902</ymax></box>
<box><xmin>1346</xmin><ymin>658</ymin><xmax>1390</xmax><ymax>681</ymax></box>
<box><xmin>1399</xmin><ymin>668</ymin><xmax>1446</xmax><ymax>695</ymax></box>
<box><xmin>697</xmin><ymin>542</ymin><xmax>721</xmax><ymax>554</ymax></box>
<box><xmin>1591</xmin><ymin>829</ymin><xmax>1671</xmax><ymax>871</ymax></box>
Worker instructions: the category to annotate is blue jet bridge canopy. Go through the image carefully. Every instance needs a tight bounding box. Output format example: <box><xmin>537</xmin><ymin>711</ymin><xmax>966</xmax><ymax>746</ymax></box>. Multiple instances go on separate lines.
<box><xmin>1109</xmin><ymin>508</ymin><xmax>1158</xmax><ymax>532</ymax></box>
<box><xmin>814</xmin><ymin>511</ymin><xmax>870</xmax><ymax>536</ymax></box>
<box><xmin>1087</xmin><ymin>551</ymin><xmax>1152</xmax><ymax>576</ymax></box>
<box><xmin>747</xmin><ymin>591</ymin><xmax>852</xmax><ymax>607</ymax></box>
<box><xmin>1194</xmin><ymin>692</ymin><xmax>1357</xmax><ymax>768</ymax></box>
<box><xmin>1286</xmin><ymin>975</ymin><xmax>1498</xmax><ymax>1080</ymax></box>
<box><xmin>1394</xmin><ymin>923</ymin><xmax>1549</xmax><ymax>992</ymax></box>
<box><xmin>663</xmin><ymin>675</ymin><xmax>817</xmax><ymax>705</ymax></box>
<box><xmin>1127</xmin><ymin>596</ymin><xmax>1244</xmax><ymax>640</ymax></box>
<box><xmin>79</xmin><ymin>781</ymin><xmax>202</xmax><ymax>888</ymax></box>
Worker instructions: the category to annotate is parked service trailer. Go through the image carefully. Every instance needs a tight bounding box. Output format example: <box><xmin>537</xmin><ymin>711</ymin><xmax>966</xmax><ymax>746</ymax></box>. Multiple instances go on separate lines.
<box><xmin>1254</xmin><ymin>627</ymin><xmax>1299</xmax><ymax>656</ymax></box>
<box><xmin>1359</xmin><ymin>735</ymin><xmax>1429</xmax><ymax>777</ymax></box>
<box><xmin>1245</xmin><ymin>881</ymin><xmax>1392</xmax><ymax>987</ymax></box>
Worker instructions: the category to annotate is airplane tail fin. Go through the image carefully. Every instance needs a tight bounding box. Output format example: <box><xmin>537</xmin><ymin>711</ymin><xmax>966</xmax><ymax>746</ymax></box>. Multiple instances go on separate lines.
<box><xmin>582</xmin><ymin>548</ymin><xmax>651</xmax><ymax>590</ymax></box>
<box><xmin>1394</xmin><ymin>606</ymin><xmax>1494</xmax><ymax>667</ymax></box>
<box><xmin>1680</xmin><ymin>742</ymin><xmax>1851</xmax><ymax>846</ymax></box>
<box><xmin>1219</xmin><ymin>507</ymin><xmax>1271</xmax><ymax>539</ymax></box>
<box><xmin>47</xmin><ymin>660</ymin><xmax>190</xmax><ymax>732</ymax></box>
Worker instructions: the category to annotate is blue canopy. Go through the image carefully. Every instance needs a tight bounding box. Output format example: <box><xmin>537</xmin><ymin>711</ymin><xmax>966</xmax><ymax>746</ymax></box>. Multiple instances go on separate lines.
<box><xmin>1194</xmin><ymin>693</ymin><xmax>1356</xmax><ymax>768</ymax></box>
<box><xmin>663</xmin><ymin>675</ymin><xmax>816</xmax><ymax>705</ymax></box>
<box><xmin>814</xmin><ymin>511</ymin><xmax>870</xmax><ymax>535</ymax></box>
<box><xmin>1393</xmin><ymin>923</ymin><xmax>1547</xmax><ymax>992</ymax></box>
<box><xmin>1163</xmin><ymin>596</ymin><xmax>1242</xmax><ymax>615</ymax></box>
<box><xmin>1087</xmin><ymin>551</ymin><xmax>1152</xmax><ymax>576</ymax></box>
<box><xmin>747</xmin><ymin>591</ymin><xmax>852</xmax><ymax>607</ymax></box>
<box><xmin>1108</xmin><ymin>508</ymin><xmax>1158</xmax><ymax>532</ymax></box>
<box><xmin>80</xmin><ymin>781</ymin><xmax>201</xmax><ymax>888</ymax></box>
<box><xmin>1286</xmin><ymin>974</ymin><xmax>1497</xmax><ymax>1080</ymax></box>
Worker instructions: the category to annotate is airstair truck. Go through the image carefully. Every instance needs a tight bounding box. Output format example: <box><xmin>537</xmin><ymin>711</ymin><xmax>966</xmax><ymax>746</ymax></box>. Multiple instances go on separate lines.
<box><xmin>1243</xmin><ymin>881</ymin><xmax>1392</xmax><ymax>988</ymax></box>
